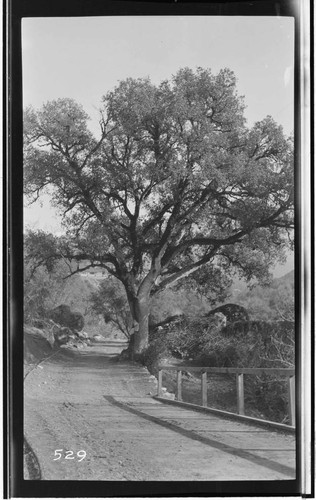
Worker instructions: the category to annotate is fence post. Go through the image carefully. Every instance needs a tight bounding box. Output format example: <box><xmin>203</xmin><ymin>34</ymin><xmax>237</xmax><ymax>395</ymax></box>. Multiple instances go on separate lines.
<box><xmin>288</xmin><ymin>375</ymin><xmax>295</xmax><ymax>426</ymax></box>
<box><xmin>176</xmin><ymin>370</ymin><xmax>182</xmax><ymax>401</ymax></box>
<box><xmin>158</xmin><ymin>369</ymin><xmax>163</xmax><ymax>397</ymax></box>
<box><xmin>236</xmin><ymin>372</ymin><xmax>245</xmax><ymax>415</ymax></box>
<box><xmin>201</xmin><ymin>371</ymin><xmax>207</xmax><ymax>407</ymax></box>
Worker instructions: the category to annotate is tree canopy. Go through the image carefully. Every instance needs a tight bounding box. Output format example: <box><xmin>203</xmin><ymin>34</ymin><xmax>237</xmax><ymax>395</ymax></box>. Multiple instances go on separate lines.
<box><xmin>24</xmin><ymin>67</ymin><xmax>294</xmax><ymax>354</ymax></box>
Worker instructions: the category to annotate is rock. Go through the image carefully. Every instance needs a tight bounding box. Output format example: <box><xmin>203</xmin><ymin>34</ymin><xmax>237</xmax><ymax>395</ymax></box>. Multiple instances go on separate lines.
<box><xmin>78</xmin><ymin>331</ymin><xmax>89</xmax><ymax>339</ymax></box>
<box><xmin>206</xmin><ymin>303</ymin><xmax>249</xmax><ymax>324</ymax></box>
<box><xmin>163</xmin><ymin>392</ymin><xmax>175</xmax><ymax>400</ymax></box>
<box><xmin>214</xmin><ymin>312</ymin><xmax>227</xmax><ymax>327</ymax></box>
<box><xmin>54</xmin><ymin>326</ymin><xmax>73</xmax><ymax>346</ymax></box>
<box><xmin>49</xmin><ymin>304</ymin><xmax>84</xmax><ymax>332</ymax></box>
<box><xmin>93</xmin><ymin>334</ymin><xmax>104</xmax><ymax>342</ymax></box>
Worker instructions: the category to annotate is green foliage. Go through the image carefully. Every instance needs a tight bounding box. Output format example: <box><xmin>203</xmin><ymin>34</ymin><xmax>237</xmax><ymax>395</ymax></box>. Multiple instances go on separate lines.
<box><xmin>149</xmin><ymin>287</ymin><xmax>210</xmax><ymax>326</ymax></box>
<box><xmin>89</xmin><ymin>274</ymin><xmax>213</xmax><ymax>338</ymax></box>
<box><xmin>89</xmin><ymin>276</ymin><xmax>132</xmax><ymax>339</ymax></box>
<box><xmin>173</xmin><ymin>263</ymin><xmax>232</xmax><ymax>306</ymax></box>
<box><xmin>145</xmin><ymin>314</ymin><xmax>294</xmax><ymax>423</ymax></box>
<box><xmin>24</xmin><ymin>230</ymin><xmax>109</xmax><ymax>336</ymax></box>
<box><xmin>25</xmin><ymin>230</ymin><xmax>62</xmax><ymax>273</ymax></box>
<box><xmin>24</xmin><ymin>67</ymin><xmax>294</xmax><ymax>290</ymax></box>
<box><xmin>24</xmin><ymin>259</ymin><xmax>68</xmax><ymax>322</ymax></box>
<box><xmin>152</xmin><ymin>315</ymin><xmax>294</xmax><ymax>368</ymax></box>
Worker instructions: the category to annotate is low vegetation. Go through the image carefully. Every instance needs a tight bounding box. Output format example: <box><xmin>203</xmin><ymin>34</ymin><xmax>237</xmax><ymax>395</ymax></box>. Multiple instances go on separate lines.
<box><xmin>142</xmin><ymin>271</ymin><xmax>294</xmax><ymax>424</ymax></box>
<box><xmin>144</xmin><ymin>314</ymin><xmax>294</xmax><ymax>423</ymax></box>
<box><xmin>24</xmin><ymin>258</ymin><xmax>124</xmax><ymax>339</ymax></box>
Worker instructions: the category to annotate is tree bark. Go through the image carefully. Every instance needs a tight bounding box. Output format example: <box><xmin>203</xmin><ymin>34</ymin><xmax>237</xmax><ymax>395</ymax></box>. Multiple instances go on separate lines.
<box><xmin>133</xmin><ymin>292</ymin><xmax>150</xmax><ymax>355</ymax></box>
<box><xmin>125</xmin><ymin>281</ymin><xmax>152</xmax><ymax>357</ymax></box>
<box><xmin>124</xmin><ymin>259</ymin><xmax>162</xmax><ymax>357</ymax></box>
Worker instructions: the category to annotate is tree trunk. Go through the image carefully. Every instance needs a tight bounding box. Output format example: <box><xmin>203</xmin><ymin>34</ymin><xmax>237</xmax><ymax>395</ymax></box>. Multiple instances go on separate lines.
<box><xmin>133</xmin><ymin>293</ymin><xmax>150</xmax><ymax>355</ymax></box>
<box><xmin>124</xmin><ymin>263</ymin><xmax>162</xmax><ymax>358</ymax></box>
<box><xmin>126</xmin><ymin>287</ymin><xmax>151</xmax><ymax>357</ymax></box>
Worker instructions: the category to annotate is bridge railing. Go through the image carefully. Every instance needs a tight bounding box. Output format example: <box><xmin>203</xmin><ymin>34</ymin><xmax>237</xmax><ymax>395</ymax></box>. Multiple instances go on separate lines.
<box><xmin>157</xmin><ymin>365</ymin><xmax>295</xmax><ymax>427</ymax></box>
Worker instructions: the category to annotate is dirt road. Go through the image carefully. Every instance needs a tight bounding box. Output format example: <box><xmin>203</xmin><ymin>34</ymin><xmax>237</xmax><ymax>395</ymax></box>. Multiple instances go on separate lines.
<box><xmin>24</xmin><ymin>341</ymin><xmax>295</xmax><ymax>481</ymax></box>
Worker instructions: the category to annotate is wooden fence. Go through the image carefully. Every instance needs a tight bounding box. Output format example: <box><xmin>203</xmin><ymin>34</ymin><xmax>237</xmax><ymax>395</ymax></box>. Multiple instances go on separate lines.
<box><xmin>157</xmin><ymin>365</ymin><xmax>296</xmax><ymax>426</ymax></box>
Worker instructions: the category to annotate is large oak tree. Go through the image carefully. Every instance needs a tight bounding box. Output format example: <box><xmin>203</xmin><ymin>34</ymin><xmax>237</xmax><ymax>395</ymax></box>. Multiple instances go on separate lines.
<box><xmin>24</xmin><ymin>67</ymin><xmax>294</xmax><ymax>355</ymax></box>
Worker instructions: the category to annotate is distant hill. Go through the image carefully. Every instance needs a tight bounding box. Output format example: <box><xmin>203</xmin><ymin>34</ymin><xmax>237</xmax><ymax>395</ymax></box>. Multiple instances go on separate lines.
<box><xmin>227</xmin><ymin>269</ymin><xmax>294</xmax><ymax>321</ymax></box>
<box><xmin>272</xmin><ymin>269</ymin><xmax>294</xmax><ymax>286</ymax></box>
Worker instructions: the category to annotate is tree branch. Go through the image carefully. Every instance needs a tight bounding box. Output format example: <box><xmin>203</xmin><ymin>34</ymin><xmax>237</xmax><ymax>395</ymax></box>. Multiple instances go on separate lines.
<box><xmin>153</xmin><ymin>248</ymin><xmax>217</xmax><ymax>295</ymax></box>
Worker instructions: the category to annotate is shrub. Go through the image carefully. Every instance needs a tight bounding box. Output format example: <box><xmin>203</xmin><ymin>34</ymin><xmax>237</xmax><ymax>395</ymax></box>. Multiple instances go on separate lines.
<box><xmin>144</xmin><ymin>315</ymin><xmax>294</xmax><ymax>423</ymax></box>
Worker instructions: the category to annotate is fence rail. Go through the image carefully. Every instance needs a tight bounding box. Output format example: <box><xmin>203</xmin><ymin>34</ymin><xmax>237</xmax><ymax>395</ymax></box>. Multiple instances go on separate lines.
<box><xmin>157</xmin><ymin>365</ymin><xmax>295</xmax><ymax>427</ymax></box>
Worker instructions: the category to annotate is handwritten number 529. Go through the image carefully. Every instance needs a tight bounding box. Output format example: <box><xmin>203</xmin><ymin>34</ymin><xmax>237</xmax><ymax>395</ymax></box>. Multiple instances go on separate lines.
<box><xmin>54</xmin><ymin>449</ymin><xmax>86</xmax><ymax>462</ymax></box>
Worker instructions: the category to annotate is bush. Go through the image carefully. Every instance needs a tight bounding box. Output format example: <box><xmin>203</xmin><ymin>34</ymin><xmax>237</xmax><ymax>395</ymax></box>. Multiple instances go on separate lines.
<box><xmin>89</xmin><ymin>277</ymin><xmax>132</xmax><ymax>339</ymax></box>
<box><xmin>244</xmin><ymin>374</ymin><xmax>289</xmax><ymax>423</ymax></box>
<box><xmin>144</xmin><ymin>315</ymin><xmax>294</xmax><ymax>423</ymax></box>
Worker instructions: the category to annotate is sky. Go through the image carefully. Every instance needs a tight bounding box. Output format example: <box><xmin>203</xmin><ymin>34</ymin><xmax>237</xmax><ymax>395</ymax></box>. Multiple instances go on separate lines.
<box><xmin>22</xmin><ymin>16</ymin><xmax>295</xmax><ymax>275</ymax></box>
